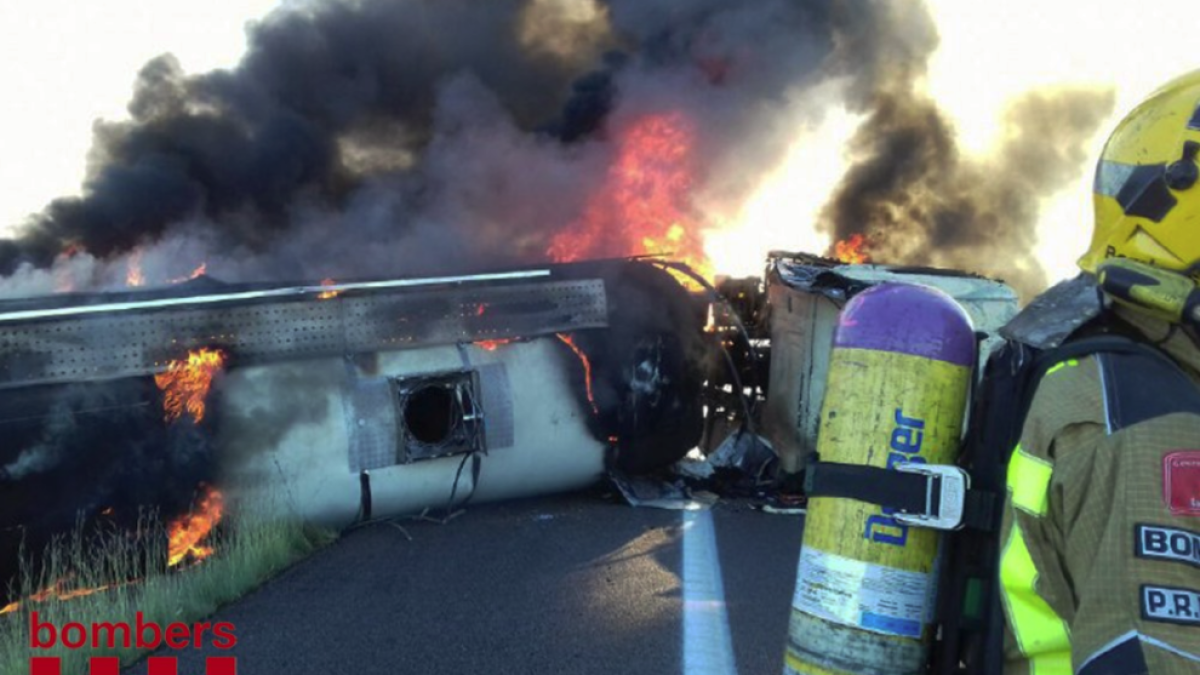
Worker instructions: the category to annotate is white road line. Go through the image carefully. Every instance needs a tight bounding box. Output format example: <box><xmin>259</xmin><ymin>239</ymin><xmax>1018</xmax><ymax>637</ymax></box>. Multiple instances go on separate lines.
<box><xmin>682</xmin><ymin>509</ymin><xmax>739</xmax><ymax>675</ymax></box>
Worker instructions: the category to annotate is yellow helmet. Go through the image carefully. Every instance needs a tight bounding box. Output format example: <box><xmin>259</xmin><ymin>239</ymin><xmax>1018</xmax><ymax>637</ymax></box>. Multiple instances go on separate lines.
<box><xmin>1080</xmin><ymin>70</ymin><xmax>1200</xmax><ymax>279</ymax></box>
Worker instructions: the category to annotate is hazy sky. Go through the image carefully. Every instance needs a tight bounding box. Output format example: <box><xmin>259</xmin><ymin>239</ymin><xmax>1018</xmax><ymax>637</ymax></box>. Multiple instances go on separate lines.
<box><xmin>925</xmin><ymin>0</ymin><xmax>1197</xmax><ymax>283</ymax></box>
<box><xmin>0</xmin><ymin>0</ymin><xmax>1195</xmax><ymax>286</ymax></box>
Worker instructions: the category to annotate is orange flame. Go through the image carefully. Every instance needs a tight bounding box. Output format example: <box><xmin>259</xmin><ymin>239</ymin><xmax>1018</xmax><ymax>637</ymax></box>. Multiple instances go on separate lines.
<box><xmin>318</xmin><ymin>278</ymin><xmax>340</xmax><ymax>300</ymax></box>
<box><xmin>155</xmin><ymin>348</ymin><xmax>226</xmax><ymax>424</ymax></box>
<box><xmin>547</xmin><ymin>112</ymin><xmax>713</xmax><ymax>282</ymax></box>
<box><xmin>167</xmin><ymin>485</ymin><xmax>224</xmax><ymax>567</ymax></box>
<box><xmin>834</xmin><ymin>234</ymin><xmax>870</xmax><ymax>264</ymax></box>
<box><xmin>169</xmin><ymin>262</ymin><xmax>207</xmax><ymax>284</ymax></box>
<box><xmin>476</xmin><ymin>339</ymin><xmax>515</xmax><ymax>351</ymax></box>
<box><xmin>53</xmin><ymin>245</ymin><xmax>83</xmax><ymax>293</ymax></box>
<box><xmin>0</xmin><ymin>577</ymin><xmax>124</xmax><ymax>616</ymax></box>
<box><xmin>126</xmin><ymin>250</ymin><xmax>145</xmax><ymax>287</ymax></box>
<box><xmin>556</xmin><ymin>333</ymin><xmax>599</xmax><ymax>416</ymax></box>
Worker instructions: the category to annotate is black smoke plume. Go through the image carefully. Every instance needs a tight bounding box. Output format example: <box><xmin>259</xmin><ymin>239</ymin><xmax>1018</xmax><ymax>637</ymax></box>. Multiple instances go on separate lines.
<box><xmin>4</xmin><ymin>0</ymin><xmax>594</xmax><ymax>272</ymax></box>
<box><xmin>0</xmin><ymin>0</ymin><xmax>846</xmax><ymax>291</ymax></box>
<box><xmin>1</xmin><ymin>0</ymin><xmax>1115</xmax><ymax>297</ymax></box>
<box><xmin>820</xmin><ymin>1</ymin><xmax>1115</xmax><ymax>298</ymax></box>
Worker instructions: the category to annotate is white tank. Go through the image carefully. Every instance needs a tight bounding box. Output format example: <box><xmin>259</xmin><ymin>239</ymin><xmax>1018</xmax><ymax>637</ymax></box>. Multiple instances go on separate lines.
<box><xmin>219</xmin><ymin>336</ymin><xmax>605</xmax><ymax>527</ymax></box>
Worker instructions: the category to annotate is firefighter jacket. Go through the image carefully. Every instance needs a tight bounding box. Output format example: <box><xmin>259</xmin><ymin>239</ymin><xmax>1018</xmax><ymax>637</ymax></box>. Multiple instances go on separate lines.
<box><xmin>1000</xmin><ymin>301</ymin><xmax>1200</xmax><ymax>675</ymax></box>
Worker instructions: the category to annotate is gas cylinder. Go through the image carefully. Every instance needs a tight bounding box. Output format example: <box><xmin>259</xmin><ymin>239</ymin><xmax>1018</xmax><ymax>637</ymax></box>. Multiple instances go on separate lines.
<box><xmin>784</xmin><ymin>283</ymin><xmax>976</xmax><ymax>675</ymax></box>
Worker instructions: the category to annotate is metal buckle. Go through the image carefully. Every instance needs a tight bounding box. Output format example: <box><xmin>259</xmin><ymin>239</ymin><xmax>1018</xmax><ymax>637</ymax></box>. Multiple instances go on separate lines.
<box><xmin>893</xmin><ymin>463</ymin><xmax>970</xmax><ymax>531</ymax></box>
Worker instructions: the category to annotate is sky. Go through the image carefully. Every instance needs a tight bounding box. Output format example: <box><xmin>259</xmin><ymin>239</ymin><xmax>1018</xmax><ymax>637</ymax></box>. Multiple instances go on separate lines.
<box><xmin>0</xmin><ymin>0</ymin><xmax>1196</xmax><ymax>289</ymax></box>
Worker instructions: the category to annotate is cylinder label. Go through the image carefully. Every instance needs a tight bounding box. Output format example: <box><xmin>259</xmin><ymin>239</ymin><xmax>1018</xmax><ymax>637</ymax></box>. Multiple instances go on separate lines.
<box><xmin>792</xmin><ymin>545</ymin><xmax>931</xmax><ymax>639</ymax></box>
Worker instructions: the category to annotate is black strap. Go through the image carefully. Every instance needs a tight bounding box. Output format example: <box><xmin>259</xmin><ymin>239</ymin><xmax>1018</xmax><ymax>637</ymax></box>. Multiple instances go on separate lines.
<box><xmin>1015</xmin><ymin>335</ymin><xmax>1175</xmax><ymax>435</ymax></box>
<box><xmin>359</xmin><ymin>470</ymin><xmax>373</xmax><ymax>522</ymax></box>
<box><xmin>806</xmin><ymin>459</ymin><xmax>1001</xmax><ymax>531</ymax></box>
<box><xmin>961</xmin><ymin>490</ymin><xmax>999</xmax><ymax>532</ymax></box>
<box><xmin>805</xmin><ymin>460</ymin><xmax>939</xmax><ymax>516</ymax></box>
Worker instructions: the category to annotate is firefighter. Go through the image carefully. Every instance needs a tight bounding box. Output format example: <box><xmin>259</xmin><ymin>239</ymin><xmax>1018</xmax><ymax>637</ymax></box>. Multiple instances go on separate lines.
<box><xmin>998</xmin><ymin>70</ymin><xmax>1200</xmax><ymax>673</ymax></box>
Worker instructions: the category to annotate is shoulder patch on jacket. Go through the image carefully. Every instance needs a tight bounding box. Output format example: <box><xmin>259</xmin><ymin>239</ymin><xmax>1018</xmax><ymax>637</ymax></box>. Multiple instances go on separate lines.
<box><xmin>1135</xmin><ymin>523</ymin><xmax>1200</xmax><ymax>566</ymax></box>
<box><xmin>1097</xmin><ymin>350</ymin><xmax>1200</xmax><ymax>432</ymax></box>
<box><xmin>1140</xmin><ymin>584</ymin><xmax>1200</xmax><ymax>625</ymax></box>
<box><xmin>1164</xmin><ymin>452</ymin><xmax>1200</xmax><ymax>517</ymax></box>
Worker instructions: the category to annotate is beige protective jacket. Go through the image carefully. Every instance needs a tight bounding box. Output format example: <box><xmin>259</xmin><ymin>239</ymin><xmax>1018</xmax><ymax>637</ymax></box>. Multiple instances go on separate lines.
<box><xmin>1002</xmin><ymin>308</ymin><xmax>1200</xmax><ymax>675</ymax></box>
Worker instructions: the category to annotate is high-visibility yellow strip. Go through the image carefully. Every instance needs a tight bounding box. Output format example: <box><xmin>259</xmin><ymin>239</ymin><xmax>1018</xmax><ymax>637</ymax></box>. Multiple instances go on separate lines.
<box><xmin>1000</xmin><ymin>521</ymin><xmax>1071</xmax><ymax>675</ymax></box>
<box><xmin>1008</xmin><ymin>445</ymin><xmax>1053</xmax><ymax>517</ymax></box>
<box><xmin>1045</xmin><ymin>359</ymin><xmax>1079</xmax><ymax>377</ymax></box>
<box><xmin>1029</xmin><ymin>650</ymin><xmax>1073</xmax><ymax>675</ymax></box>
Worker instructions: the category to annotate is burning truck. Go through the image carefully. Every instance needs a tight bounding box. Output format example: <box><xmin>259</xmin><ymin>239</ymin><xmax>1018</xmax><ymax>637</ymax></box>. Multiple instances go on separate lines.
<box><xmin>0</xmin><ymin>233</ymin><xmax>1020</xmax><ymax>589</ymax></box>
<box><xmin>0</xmin><ymin>236</ymin><xmax>1033</xmax><ymax>630</ymax></box>
<box><xmin>0</xmin><ymin>258</ymin><xmax>709</xmax><ymax>600</ymax></box>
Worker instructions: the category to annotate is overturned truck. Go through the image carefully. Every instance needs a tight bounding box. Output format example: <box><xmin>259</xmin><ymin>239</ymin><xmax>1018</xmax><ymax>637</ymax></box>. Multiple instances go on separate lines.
<box><xmin>0</xmin><ymin>259</ymin><xmax>708</xmax><ymax>583</ymax></box>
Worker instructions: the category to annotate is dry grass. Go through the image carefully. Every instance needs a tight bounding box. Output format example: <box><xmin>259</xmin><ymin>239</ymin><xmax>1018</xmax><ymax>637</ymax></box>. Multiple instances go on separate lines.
<box><xmin>0</xmin><ymin>511</ymin><xmax>334</xmax><ymax>674</ymax></box>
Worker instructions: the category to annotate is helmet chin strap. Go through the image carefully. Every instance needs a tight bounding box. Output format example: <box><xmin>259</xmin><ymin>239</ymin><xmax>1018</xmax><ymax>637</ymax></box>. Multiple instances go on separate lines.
<box><xmin>1097</xmin><ymin>258</ymin><xmax>1200</xmax><ymax>331</ymax></box>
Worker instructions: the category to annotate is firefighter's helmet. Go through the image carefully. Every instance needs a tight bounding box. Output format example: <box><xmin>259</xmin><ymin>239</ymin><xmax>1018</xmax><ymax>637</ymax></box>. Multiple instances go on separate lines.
<box><xmin>1080</xmin><ymin>70</ymin><xmax>1200</xmax><ymax>279</ymax></box>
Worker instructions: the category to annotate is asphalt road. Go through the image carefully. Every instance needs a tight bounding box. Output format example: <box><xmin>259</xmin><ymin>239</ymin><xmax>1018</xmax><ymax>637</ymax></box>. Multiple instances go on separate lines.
<box><xmin>129</xmin><ymin>489</ymin><xmax>805</xmax><ymax>675</ymax></box>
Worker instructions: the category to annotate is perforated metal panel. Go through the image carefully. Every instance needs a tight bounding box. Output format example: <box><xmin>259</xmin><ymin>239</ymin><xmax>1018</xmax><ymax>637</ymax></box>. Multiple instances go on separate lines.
<box><xmin>344</xmin><ymin>376</ymin><xmax>399</xmax><ymax>473</ymax></box>
<box><xmin>344</xmin><ymin>363</ymin><xmax>514</xmax><ymax>473</ymax></box>
<box><xmin>477</xmin><ymin>363</ymin><xmax>514</xmax><ymax>450</ymax></box>
<box><xmin>0</xmin><ymin>279</ymin><xmax>607</xmax><ymax>389</ymax></box>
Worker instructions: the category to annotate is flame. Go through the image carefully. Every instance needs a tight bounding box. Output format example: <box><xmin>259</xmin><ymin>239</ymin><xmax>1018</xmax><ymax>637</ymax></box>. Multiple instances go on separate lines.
<box><xmin>126</xmin><ymin>250</ymin><xmax>145</xmax><ymax>287</ymax></box>
<box><xmin>547</xmin><ymin>112</ymin><xmax>713</xmax><ymax>283</ymax></box>
<box><xmin>169</xmin><ymin>262</ymin><xmax>207</xmax><ymax>284</ymax></box>
<box><xmin>53</xmin><ymin>245</ymin><xmax>83</xmax><ymax>293</ymax></box>
<box><xmin>475</xmin><ymin>339</ymin><xmax>515</xmax><ymax>351</ymax></box>
<box><xmin>834</xmin><ymin>234</ymin><xmax>870</xmax><ymax>264</ymax></box>
<box><xmin>155</xmin><ymin>348</ymin><xmax>226</xmax><ymax>424</ymax></box>
<box><xmin>167</xmin><ymin>485</ymin><xmax>224</xmax><ymax>567</ymax></box>
<box><xmin>556</xmin><ymin>333</ymin><xmax>599</xmax><ymax>415</ymax></box>
<box><xmin>0</xmin><ymin>577</ymin><xmax>124</xmax><ymax>616</ymax></box>
<box><xmin>318</xmin><ymin>278</ymin><xmax>340</xmax><ymax>300</ymax></box>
